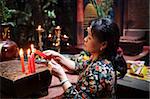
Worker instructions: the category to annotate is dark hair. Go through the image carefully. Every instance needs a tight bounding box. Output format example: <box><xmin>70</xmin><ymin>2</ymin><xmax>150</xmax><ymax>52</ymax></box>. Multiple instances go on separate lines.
<box><xmin>90</xmin><ymin>18</ymin><xmax>127</xmax><ymax>78</ymax></box>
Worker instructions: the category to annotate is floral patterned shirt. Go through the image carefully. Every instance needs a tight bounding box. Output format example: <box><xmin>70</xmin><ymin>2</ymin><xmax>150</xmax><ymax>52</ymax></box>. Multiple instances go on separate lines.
<box><xmin>63</xmin><ymin>51</ymin><xmax>115</xmax><ymax>98</ymax></box>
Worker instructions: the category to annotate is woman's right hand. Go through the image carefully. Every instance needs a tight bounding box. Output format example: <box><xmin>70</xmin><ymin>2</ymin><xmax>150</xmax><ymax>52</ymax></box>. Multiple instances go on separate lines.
<box><xmin>43</xmin><ymin>50</ymin><xmax>64</xmax><ymax>62</ymax></box>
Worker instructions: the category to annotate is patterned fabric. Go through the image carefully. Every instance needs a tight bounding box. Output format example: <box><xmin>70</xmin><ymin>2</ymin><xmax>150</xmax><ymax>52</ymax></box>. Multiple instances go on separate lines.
<box><xmin>63</xmin><ymin>51</ymin><xmax>115</xmax><ymax>98</ymax></box>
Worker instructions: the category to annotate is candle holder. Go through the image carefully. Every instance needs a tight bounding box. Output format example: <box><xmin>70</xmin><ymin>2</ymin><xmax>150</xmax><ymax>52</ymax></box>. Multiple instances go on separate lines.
<box><xmin>36</xmin><ymin>25</ymin><xmax>45</xmax><ymax>51</ymax></box>
<box><xmin>48</xmin><ymin>34</ymin><xmax>69</xmax><ymax>52</ymax></box>
<box><xmin>48</xmin><ymin>26</ymin><xmax>70</xmax><ymax>52</ymax></box>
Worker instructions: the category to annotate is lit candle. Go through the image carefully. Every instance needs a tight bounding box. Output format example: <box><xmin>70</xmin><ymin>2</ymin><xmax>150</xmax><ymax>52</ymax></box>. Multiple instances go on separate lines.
<box><xmin>30</xmin><ymin>44</ymin><xmax>35</xmax><ymax>73</ymax></box>
<box><xmin>31</xmin><ymin>44</ymin><xmax>50</xmax><ymax>60</ymax></box>
<box><xmin>34</xmin><ymin>49</ymin><xmax>50</xmax><ymax>59</ymax></box>
<box><xmin>27</xmin><ymin>49</ymin><xmax>31</xmax><ymax>73</ymax></box>
<box><xmin>30</xmin><ymin>52</ymin><xmax>35</xmax><ymax>73</ymax></box>
<box><xmin>19</xmin><ymin>48</ymin><xmax>25</xmax><ymax>73</ymax></box>
<box><xmin>31</xmin><ymin>44</ymin><xmax>34</xmax><ymax>51</ymax></box>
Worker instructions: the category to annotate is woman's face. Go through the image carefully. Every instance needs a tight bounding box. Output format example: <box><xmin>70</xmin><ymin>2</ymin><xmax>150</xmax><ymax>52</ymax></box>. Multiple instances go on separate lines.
<box><xmin>84</xmin><ymin>26</ymin><xmax>101</xmax><ymax>53</ymax></box>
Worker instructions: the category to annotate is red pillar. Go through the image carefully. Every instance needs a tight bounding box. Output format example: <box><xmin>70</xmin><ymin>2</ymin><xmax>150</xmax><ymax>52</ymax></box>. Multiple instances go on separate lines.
<box><xmin>77</xmin><ymin>0</ymin><xmax>84</xmax><ymax>46</ymax></box>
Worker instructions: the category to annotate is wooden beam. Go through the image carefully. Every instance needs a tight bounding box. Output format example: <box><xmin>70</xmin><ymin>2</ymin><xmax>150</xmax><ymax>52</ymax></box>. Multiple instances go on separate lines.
<box><xmin>76</xmin><ymin>0</ymin><xmax>84</xmax><ymax>46</ymax></box>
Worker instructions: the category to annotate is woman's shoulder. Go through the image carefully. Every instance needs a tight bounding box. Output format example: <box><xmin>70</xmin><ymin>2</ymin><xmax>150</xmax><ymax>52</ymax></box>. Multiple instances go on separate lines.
<box><xmin>93</xmin><ymin>59</ymin><xmax>114</xmax><ymax>70</ymax></box>
<box><xmin>78</xmin><ymin>51</ymin><xmax>90</xmax><ymax>61</ymax></box>
<box><xmin>79</xmin><ymin>50</ymin><xmax>90</xmax><ymax>57</ymax></box>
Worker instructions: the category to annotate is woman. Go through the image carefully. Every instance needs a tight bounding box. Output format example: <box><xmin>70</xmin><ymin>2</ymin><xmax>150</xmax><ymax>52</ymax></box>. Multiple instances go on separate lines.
<box><xmin>44</xmin><ymin>18</ymin><xmax>127</xmax><ymax>98</ymax></box>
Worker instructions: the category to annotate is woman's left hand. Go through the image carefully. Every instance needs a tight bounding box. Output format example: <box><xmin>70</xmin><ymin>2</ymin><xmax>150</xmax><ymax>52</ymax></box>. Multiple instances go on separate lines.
<box><xmin>48</xmin><ymin>59</ymin><xmax>68</xmax><ymax>81</ymax></box>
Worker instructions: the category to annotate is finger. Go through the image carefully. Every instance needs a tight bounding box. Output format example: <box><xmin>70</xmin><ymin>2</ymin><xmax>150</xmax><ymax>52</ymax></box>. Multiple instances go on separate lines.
<box><xmin>48</xmin><ymin>61</ymin><xmax>54</xmax><ymax>68</ymax></box>
<box><xmin>54</xmin><ymin>56</ymin><xmax>61</xmax><ymax>61</ymax></box>
<box><xmin>43</xmin><ymin>50</ymin><xmax>52</xmax><ymax>53</ymax></box>
<box><xmin>42</xmin><ymin>50</ymin><xmax>49</xmax><ymax>54</ymax></box>
<box><xmin>48</xmin><ymin>60</ymin><xmax>60</xmax><ymax>69</ymax></box>
<box><xmin>51</xmin><ymin>59</ymin><xmax>59</xmax><ymax>65</ymax></box>
<box><xmin>48</xmin><ymin>61</ymin><xmax>53</xmax><ymax>72</ymax></box>
<box><xmin>43</xmin><ymin>50</ymin><xmax>53</xmax><ymax>55</ymax></box>
<box><xmin>51</xmin><ymin>71</ymin><xmax>59</xmax><ymax>78</ymax></box>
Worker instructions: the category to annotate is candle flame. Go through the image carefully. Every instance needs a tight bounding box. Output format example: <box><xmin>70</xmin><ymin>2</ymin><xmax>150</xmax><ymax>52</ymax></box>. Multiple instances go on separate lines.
<box><xmin>31</xmin><ymin>44</ymin><xmax>35</xmax><ymax>53</ymax></box>
<box><xmin>19</xmin><ymin>48</ymin><xmax>24</xmax><ymax>56</ymax></box>
<box><xmin>27</xmin><ymin>49</ymin><xmax>30</xmax><ymax>56</ymax></box>
<box><xmin>31</xmin><ymin>44</ymin><xmax>34</xmax><ymax>49</ymax></box>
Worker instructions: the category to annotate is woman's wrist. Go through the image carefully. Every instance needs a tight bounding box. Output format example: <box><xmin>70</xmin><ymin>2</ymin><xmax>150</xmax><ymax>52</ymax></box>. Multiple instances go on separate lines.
<box><xmin>61</xmin><ymin>57</ymin><xmax>76</xmax><ymax>71</ymax></box>
<box><xmin>59</xmin><ymin>75</ymin><xmax>72</xmax><ymax>91</ymax></box>
<box><xmin>60</xmin><ymin>79</ymin><xmax>69</xmax><ymax>85</ymax></box>
<box><xmin>62</xmin><ymin>79</ymin><xmax>72</xmax><ymax>91</ymax></box>
<box><xmin>59</xmin><ymin>73</ymin><xmax>68</xmax><ymax>82</ymax></box>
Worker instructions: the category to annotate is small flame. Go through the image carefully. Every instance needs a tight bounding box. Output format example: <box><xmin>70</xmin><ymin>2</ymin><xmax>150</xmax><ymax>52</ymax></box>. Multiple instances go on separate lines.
<box><xmin>31</xmin><ymin>44</ymin><xmax>35</xmax><ymax>53</ymax></box>
<box><xmin>19</xmin><ymin>48</ymin><xmax>24</xmax><ymax>56</ymax></box>
<box><xmin>27</xmin><ymin>49</ymin><xmax>30</xmax><ymax>57</ymax></box>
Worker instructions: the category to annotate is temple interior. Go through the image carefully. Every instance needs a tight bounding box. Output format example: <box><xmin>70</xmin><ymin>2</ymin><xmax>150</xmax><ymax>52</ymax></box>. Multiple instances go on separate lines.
<box><xmin>0</xmin><ymin>0</ymin><xmax>149</xmax><ymax>98</ymax></box>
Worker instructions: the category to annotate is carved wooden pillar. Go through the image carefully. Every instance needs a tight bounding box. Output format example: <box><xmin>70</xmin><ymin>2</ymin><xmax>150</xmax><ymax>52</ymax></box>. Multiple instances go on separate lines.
<box><xmin>77</xmin><ymin>0</ymin><xmax>84</xmax><ymax>46</ymax></box>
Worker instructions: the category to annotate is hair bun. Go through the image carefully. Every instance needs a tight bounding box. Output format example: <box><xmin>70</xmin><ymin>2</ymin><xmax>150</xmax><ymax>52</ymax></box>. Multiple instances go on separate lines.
<box><xmin>112</xmin><ymin>55</ymin><xmax>127</xmax><ymax>78</ymax></box>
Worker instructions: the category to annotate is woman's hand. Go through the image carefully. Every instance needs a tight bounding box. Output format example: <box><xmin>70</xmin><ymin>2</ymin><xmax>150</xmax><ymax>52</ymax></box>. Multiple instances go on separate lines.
<box><xmin>48</xmin><ymin>59</ymin><xmax>72</xmax><ymax>91</ymax></box>
<box><xmin>48</xmin><ymin>59</ymin><xmax>67</xmax><ymax>81</ymax></box>
<box><xmin>43</xmin><ymin>50</ymin><xmax>76</xmax><ymax>71</ymax></box>
<box><xmin>43</xmin><ymin>50</ymin><xmax>63</xmax><ymax>62</ymax></box>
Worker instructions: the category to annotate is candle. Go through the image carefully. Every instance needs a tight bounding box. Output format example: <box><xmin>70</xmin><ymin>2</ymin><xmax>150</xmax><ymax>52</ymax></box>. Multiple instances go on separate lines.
<box><xmin>31</xmin><ymin>44</ymin><xmax>34</xmax><ymax>51</ymax></box>
<box><xmin>34</xmin><ymin>49</ymin><xmax>50</xmax><ymax>59</ymax></box>
<box><xmin>30</xmin><ymin>44</ymin><xmax>35</xmax><ymax>73</ymax></box>
<box><xmin>30</xmin><ymin>52</ymin><xmax>35</xmax><ymax>73</ymax></box>
<box><xmin>31</xmin><ymin>44</ymin><xmax>50</xmax><ymax>60</ymax></box>
<box><xmin>19</xmin><ymin>48</ymin><xmax>25</xmax><ymax>73</ymax></box>
<box><xmin>27</xmin><ymin>49</ymin><xmax>31</xmax><ymax>73</ymax></box>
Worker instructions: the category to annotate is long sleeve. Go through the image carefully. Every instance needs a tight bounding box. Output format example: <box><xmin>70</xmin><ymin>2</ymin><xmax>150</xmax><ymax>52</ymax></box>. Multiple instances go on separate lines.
<box><xmin>63</xmin><ymin>59</ymin><xmax>115</xmax><ymax>98</ymax></box>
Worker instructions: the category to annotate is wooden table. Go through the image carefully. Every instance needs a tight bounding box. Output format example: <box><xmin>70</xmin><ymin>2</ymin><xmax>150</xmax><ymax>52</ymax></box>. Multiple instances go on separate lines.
<box><xmin>0</xmin><ymin>60</ymin><xmax>52</xmax><ymax>98</ymax></box>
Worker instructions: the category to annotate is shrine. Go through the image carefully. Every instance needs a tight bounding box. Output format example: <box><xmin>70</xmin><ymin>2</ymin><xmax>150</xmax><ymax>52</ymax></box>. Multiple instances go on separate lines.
<box><xmin>0</xmin><ymin>0</ymin><xmax>149</xmax><ymax>98</ymax></box>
